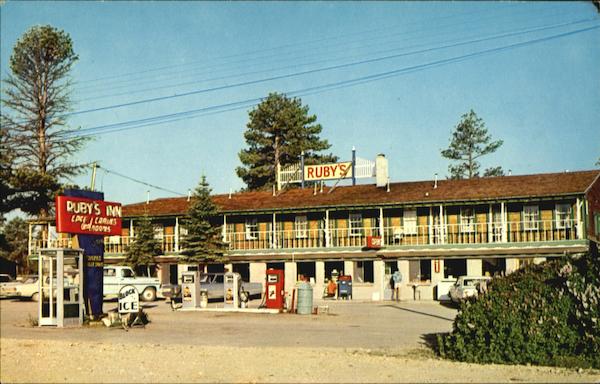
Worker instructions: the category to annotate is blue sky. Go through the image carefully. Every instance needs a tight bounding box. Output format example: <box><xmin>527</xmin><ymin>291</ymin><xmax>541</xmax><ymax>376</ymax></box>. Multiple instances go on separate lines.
<box><xmin>2</xmin><ymin>1</ymin><xmax>599</xmax><ymax>206</ymax></box>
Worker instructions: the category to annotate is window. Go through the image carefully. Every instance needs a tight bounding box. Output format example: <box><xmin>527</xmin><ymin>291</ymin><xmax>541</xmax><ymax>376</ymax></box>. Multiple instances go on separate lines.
<box><xmin>153</xmin><ymin>224</ymin><xmax>164</xmax><ymax>240</ymax></box>
<box><xmin>245</xmin><ymin>219</ymin><xmax>258</xmax><ymax>240</ymax></box>
<box><xmin>403</xmin><ymin>209</ymin><xmax>417</xmax><ymax>235</ymax></box>
<box><xmin>353</xmin><ymin>260</ymin><xmax>374</xmax><ymax>283</ymax></box>
<box><xmin>103</xmin><ymin>268</ymin><xmax>116</xmax><ymax>277</ymax></box>
<box><xmin>460</xmin><ymin>208</ymin><xmax>475</xmax><ymax>233</ymax></box>
<box><xmin>349</xmin><ymin>213</ymin><xmax>363</xmax><ymax>236</ymax></box>
<box><xmin>555</xmin><ymin>204</ymin><xmax>571</xmax><ymax>229</ymax></box>
<box><xmin>121</xmin><ymin>268</ymin><xmax>134</xmax><ymax>278</ymax></box>
<box><xmin>295</xmin><ymin>216</ymin><xmax>308</xmax><ymax>238</ymax></box>
<box><xmin>523</xmin><ymin>205</ymin><xmax>539</xmax><ymax>230</ymax></box>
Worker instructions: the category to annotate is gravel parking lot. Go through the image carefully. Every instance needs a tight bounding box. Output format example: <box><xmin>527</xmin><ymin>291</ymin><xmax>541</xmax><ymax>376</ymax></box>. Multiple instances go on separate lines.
<box><xmin>1</xmin><ymin>298</ymin><xmax>598</xmax><ymax>383</ymax></box>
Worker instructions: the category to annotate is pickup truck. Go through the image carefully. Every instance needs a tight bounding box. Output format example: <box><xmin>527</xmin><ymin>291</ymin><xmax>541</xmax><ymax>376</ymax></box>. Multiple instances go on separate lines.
<box><xmin>103</xmin><ymin>266</ymin><xmax>161</xmax><ymax>302</ymax></box>
<box><xmin>162</xmin><ymin>273</ymin><xmax>263</xmax><ymax>301</ymax></box>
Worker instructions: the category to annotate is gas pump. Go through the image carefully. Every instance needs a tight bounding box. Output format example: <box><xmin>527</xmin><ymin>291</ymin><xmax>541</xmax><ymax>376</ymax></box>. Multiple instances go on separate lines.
<box><xmin>224</xmin><ymin>272</ymin><xmax>240</xmax><ymax>309</ymax></box>
<box><xmin>181</xmin><ymin>271</ymin><xmax>200</xmax><ymax>309</ymax></box>
<box><xmin>38</xmin><ymin>248</ymin><xmax>84</xmax><ymax>327</ymax></box>
<box><xmin>265</xmin><ymin>268</ymin><xmax>285</xmax><ymax>310</ymax></box>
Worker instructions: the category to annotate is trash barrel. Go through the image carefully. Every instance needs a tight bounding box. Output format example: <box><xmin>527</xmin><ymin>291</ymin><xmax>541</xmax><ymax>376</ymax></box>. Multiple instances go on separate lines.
<box><xmin>296</xmin><ymin>282</ymin><xmax>313</xmax><ymax>315</ymax></box>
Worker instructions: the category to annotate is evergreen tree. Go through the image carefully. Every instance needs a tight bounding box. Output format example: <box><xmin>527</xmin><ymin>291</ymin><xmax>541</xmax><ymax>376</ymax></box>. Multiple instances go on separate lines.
<box><xmin>124</xmin><ymin>212</ymin><xmax>161</xmax><ymax>276</ymax></box>
<box><xmin>441</xmin><ymin>110</ymin><xmax>504</xmax><ymax>179</ymax></box>
<box><xmin>179</xmin><ymin>176</ymin><xmax>225</xmax><ymax>264</ymax></box>
<box><xmin>1</xmin><ymin>25</ymin><xmax>87</xmax><ymax>217</ymax></box>
<box><xmin>0</xmin><ymin>217</ymin><xmax>30</xmax><ymax>274</ymax></box>
<box><xmin>236</xmin><ymin>92</ymin><xmax>337</xmax><ymax>191</ymax></box>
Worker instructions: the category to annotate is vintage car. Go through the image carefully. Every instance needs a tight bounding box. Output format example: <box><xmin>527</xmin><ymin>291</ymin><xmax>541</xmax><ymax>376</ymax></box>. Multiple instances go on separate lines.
<box><xmin>0</xmin><ymin>274</ymin><xmax>18</xmax><ymax>298</ymax></box>
<box><xmin>14</xmin><ymin>276</ymin><xmax>40</xmax><ymax>301</ymax></box>
<box><xmin>162</xmin><ymin>273</ymin><xmax>263</xmax><ymax>301</ymax></box>
<box><xmin>103</xmin><ymin>266</ymin><xmax>162</xmax><ymax>302</ymax></box>
<box><xmin>448</xmin><ymin>276</ymin><xmax>491</xmax><ymax>303</ymax></box>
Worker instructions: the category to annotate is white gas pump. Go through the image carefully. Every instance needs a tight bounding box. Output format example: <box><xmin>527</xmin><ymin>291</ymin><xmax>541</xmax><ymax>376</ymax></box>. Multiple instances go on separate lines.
<box><xmin>38</xmin><ymin>248</ymin><xmax>84</xmax><ymax>327</ymax></box>
<box><xmin>223</xmin><ymin>272</ymin><xmax>240</xmax><ymax>309</ymax></box>
<box><xmin>181</xmin><ymin>271</ymin><xmax>201</xmax><ymax>309</ymax></box>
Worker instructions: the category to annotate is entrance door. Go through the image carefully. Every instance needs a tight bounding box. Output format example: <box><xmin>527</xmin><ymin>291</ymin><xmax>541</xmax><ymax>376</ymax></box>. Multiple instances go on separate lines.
<box><xmin>39</xmin><ymin>254</ymin><xmax>57</xmax><ymax>326</ymax></box>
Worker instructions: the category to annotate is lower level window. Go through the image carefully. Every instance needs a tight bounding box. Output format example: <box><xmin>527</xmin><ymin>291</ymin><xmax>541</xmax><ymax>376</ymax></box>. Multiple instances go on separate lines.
<box><xmin>353</xmin><ymin>260</ymin><xmax>374</xmax><ymax>283</ymax></box>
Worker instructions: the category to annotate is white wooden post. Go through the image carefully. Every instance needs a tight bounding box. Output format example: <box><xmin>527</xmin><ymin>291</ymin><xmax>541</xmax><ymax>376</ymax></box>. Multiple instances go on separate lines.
<box><xmin>428</xmin><ymin>207</ymin><xmax>434</xmax><ymax>245</ymax></box>
<box><xmin>325</xmin><ymin>210</ymin><xmax>330</xmax><ymax>248</ymax></box>
<box><xmin>501</xmin><ymin>202</ymin><xmax>507</xmax><ymax>242</ymax></box>
<box><xmin>272</xmin><ymin>213</ymin><xmax>277</xmax><ymax>249</ymax></box>
<box><xmin>175</xmin><ymin>217</ymin><xmax>179</xmax><ymax>251</ymax></box>
<box><xmin>576</xmin><ymin>198</ymin><xmax>583</xmax><ymax>239</ymax></box>
<box><xmin>221</xmin><ymin>215</ymin><xmax>226</xmax><ymax>242</ymax></box>
<box><xmin>379</xmin><ymin>207</ymin><xmax>385</xmax><ymax>246</ymax></box>
<box><xmin>439</xmin><ymin>205</ymin><xmax>445</xmax><ymax>244</ymax></box>
<box><xmin>488</xmin><ymin>204</ymin><xmax>492</xmax><ymax>243</ymax></box>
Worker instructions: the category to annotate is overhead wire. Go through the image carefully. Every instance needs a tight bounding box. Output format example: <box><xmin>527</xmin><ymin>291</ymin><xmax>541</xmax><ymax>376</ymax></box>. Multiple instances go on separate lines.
<box><xmin>63</xmin><ymin>15</ymin><xmax>598</xmax><ymax>119</ymax></box>
<box><xmin>61</xmin><ymin>22</ymin><xmax>600</xmax><ymax>139</ymax></box>
<box><xmin>97</xmin><ymin>165</ymin><xmax>186</xmax><ymax>196</ymax></box>
<box><xmin>77</xmin><ymin>8</ymin><xmax>571</xmax><ymax>103</ymax></box>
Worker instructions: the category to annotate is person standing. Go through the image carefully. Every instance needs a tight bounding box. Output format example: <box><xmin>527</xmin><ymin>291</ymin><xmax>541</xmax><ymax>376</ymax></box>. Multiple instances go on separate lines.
<box><xmin>391</xmin><ymin>270</ymin><xmax>403</xmax><ymax>302</ymax></box>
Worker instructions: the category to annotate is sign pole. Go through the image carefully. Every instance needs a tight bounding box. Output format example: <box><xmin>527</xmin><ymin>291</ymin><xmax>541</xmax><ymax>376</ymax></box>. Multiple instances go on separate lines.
<box><xmin>352</xmin><ymin>146</ymin><xmax>356</xmax><ymax>186</ymax></box>
<box><xmin>300</xmin><ymin>151</ymin><xmax>305</xmax><ymax>189</ymax></box>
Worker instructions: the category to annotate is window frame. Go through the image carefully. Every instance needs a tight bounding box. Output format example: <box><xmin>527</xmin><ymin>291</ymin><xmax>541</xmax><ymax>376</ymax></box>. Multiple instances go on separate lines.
<box><xmin>460</xmin><ymin>207</ymin><xmax>475</xmax><ymax>233</ymax></box>
<box><xmin>245</xmin><ymin>218</ymin><xmax>258</xmax><ymax>240</ymax></box>
<box><xmin>349</xmin><ymin>213</ymin><xmax>363</xmax><ymax>237</ymax></box>
<box><xmin>294</xmin><ymin>215</ymin><xmax>308</xmax><ymax>239</ymax></box>
<box><xmin>403</xmin><ymin>209</ymin><xmax>417</xmax><ymax>235</ymax></box>
<box><xmin>555</xmin><ymin>203</ymin><xmax>571</xmax><ymax>229</ymax></box>
<box><xmin>523</xmin><ymin>205</ymin><xmax>539</xmax><ymax>230</ymax></box>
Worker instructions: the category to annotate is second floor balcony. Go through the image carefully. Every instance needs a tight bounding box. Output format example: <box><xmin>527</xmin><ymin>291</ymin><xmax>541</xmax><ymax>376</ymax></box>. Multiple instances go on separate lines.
<box><xmin>29</xmin><ymin>219</ymin><xmax>583</xmax><ymax>257</ymax></box>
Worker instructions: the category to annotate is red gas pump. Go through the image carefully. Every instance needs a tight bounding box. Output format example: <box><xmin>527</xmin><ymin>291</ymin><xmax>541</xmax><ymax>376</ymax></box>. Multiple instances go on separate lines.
<box><xmin>265</xmin><ymin>268</ymin><xmax>285</xmax><ymax>310</ymax></box>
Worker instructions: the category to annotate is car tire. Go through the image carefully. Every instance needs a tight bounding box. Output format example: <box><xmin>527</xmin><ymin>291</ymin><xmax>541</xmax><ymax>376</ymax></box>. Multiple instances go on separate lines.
<box><xmin>31</xmin><ymin>292</ymin><xmax>39</xmax><ymax>302</ymax></box>
<box><xmin>141</xmin><ymin>287</ymin><xmax>157</xmax><ymax>302</ymax></box>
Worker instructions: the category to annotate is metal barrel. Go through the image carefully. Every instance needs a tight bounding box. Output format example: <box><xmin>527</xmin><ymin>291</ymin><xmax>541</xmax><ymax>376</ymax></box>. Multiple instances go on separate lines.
<box><xmin>296</xmin><ymin>282</ymin><xmax>313</xmax><ymax>315</ymax></box>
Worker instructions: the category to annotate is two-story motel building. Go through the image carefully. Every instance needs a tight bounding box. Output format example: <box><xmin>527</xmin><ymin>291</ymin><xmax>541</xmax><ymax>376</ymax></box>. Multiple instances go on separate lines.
<box><xmin>29</xmin><ymin>169</ymin><xmax>600</xmax><ymax>301</ymax></box>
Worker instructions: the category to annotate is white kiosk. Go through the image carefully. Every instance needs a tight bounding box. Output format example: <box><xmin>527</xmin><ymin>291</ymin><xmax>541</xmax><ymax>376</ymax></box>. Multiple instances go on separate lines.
<box><xmin>38</xmin><ymin>248</ymin><xmax>84</xmax><ymax>327</ymax></box>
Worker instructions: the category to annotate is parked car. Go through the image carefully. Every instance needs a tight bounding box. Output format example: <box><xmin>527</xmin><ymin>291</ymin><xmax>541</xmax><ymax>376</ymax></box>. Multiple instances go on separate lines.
<box><xmin>162</xmin><ymin>273</ymin><xmax>263</xmax><ymax>301</ymax></box>
<box><xmin>103</xmin><ymin>266</ymin><xmax>162</xmax><ymax>302</ymax></box>
<box><xmin>448</xmin><ymin>276</ymin><xmax>491</xmax><ymax>303</ymax></box>
<box><xmin>13</xmin><ymin>276</ymin><xmax>40</xmax><ymax>301</ymax></box>
<box><xmin>0</xmin><ymin>274</ymin><xmax>18</xmax><ymax>298</ymax></box>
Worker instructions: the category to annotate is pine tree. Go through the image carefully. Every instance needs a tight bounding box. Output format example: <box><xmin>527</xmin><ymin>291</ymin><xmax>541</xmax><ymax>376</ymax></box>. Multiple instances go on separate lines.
<box><xmin>124</xmin><ymin>212</ymin><xmax>161</xmax><ymax>276</ymax></box>
<box><xmin>1</xmin><ymin>25</ymin><xmax>87</xmax><ymax>217</ymax></box>
<box><xmin>441</xmin><ymin>110</ymin><xmax>504</xmax><ymax>179</ymax></box>
<box><xmin>236</xmin><ymin>92</ymin><xmax>337</xmax><ymax>191</ymax></box>
<box><xmin>179</xmin><ymin>176</ymin><xmax>225</xmax><ymax>264</ymax></box>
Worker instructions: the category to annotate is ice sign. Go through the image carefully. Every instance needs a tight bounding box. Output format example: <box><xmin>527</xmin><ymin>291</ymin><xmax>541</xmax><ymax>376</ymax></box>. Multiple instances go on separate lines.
<box><xmin>118</xmin><ymin>285</ymin><xmax>140</xmax><ymax>313</ymax></box>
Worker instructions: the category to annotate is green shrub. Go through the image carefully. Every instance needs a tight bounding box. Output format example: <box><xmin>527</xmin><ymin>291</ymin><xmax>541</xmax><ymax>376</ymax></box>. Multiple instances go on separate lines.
<box><xmin>437</xmin><ymin>249</ymin><xmax>600</xmax><ymax>368</ymax></box>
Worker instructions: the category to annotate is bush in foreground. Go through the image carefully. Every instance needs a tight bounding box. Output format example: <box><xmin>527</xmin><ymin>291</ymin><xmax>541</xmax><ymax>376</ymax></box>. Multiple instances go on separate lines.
<box><xmin>437</xmin><ymin>247</ymin><xmax>599</xmax><ymax>368</ymax></box>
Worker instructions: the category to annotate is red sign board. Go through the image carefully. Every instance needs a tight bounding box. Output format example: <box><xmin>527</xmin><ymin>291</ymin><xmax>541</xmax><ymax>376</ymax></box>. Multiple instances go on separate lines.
<box><xmin>56</xmin><ymin>195</ymin><xmax>122</xmax><ymax>236</ymax></box>
<box><xmin>366</xmin><ymin>236</ymin><xmax>383</xmax><ymax>249</ymax></box>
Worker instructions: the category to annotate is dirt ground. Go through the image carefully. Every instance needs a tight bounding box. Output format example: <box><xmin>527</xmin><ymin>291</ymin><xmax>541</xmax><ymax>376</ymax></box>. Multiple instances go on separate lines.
<box><xmin>1</xmin><ymin>299</ymin><xmax>598</xmax><ymax>383</ymax></box>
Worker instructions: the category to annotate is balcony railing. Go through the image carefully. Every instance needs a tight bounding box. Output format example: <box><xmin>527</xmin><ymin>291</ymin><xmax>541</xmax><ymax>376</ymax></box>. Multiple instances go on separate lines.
<box><xmin>29</xmin><ymin>219</ymin><xmax>579</xmax><ymax>256</ymax></box>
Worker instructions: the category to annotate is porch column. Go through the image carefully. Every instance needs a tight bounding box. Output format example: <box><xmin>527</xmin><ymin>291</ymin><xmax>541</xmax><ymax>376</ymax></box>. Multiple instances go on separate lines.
<box><xmin>130</xmin><ymin>220</ymin><xmax>134</xmax><ymax>238</ymax></box>
<box><xmin>428</xmin><ymin>207</ymin><xmax>434</xmax><ymax>245</ymax></box>
<box><xmin>315</xmin><ymin>261</ymin><xmax>325</xmax><ymax>300</ymax></box>
<box><xmin>533</xmin><ymin>257</ymin><xmax>546</xmax><ymax>265</ymax></box>
<box><xmin>379</xmin><ymin>208</ymin><xmax>385</xmax><ymax>246</ymax></box>
<box><xmin>466</xmin><ymin>259</ymin><xmax>483</xmax><ymax>276</ymax></box>
<box><xmin>373</xmin><ymin>259</ymin><xmax>385</xmax><ymax>301</ymax></box>
<box><xmin>343</xmin><ymin>260</ymin><xmax>354</xmax><ymax>278</ymax></box>
<box><xmin>431</xmin><ymin>259</ymin><xmax>444</xmax><ymax>284</ymax></box>
<box><xmin>576</xmin><ymin>198</ymin><xmax>583</xmax><ymax>239</ymax></box>
<box><xmin>398</xmin><ymin>260</ymin><xmax>411</xmax><ymax>300</ymax></box>
<box><xmin>501</xmin><ymin>202</ymin><xmax>507</xmax><ymax>242</ymax></box>
<box><xmin>175</xmin><ymin>217</ymin><xmax>179</xmax><ymax>252</ymax></box>
<box><xmin>488</xmin><ymin>204</ymin><xmax>493</xmax><ymax>243</ymax></box>
<box><xmin>272</xmin><ymin>213</ymin><xmax>277</xmax><ymax>249</ymax></box>
<box><xmin>439</xmin><ymin>205</ymin><xmax>445</xmax><ymax>244</ymax></box>
<box><xmin>284</xmin><ymin>261</ymin><xmax>297</xmax><ymax>298</ymax></box>
<box><xmin>221</xmin><ymin>215</ymin><xmax>227</xmax><ymax>242</ymax></box>
<box><xmin>505</xmin><ymin>258</ymin><xmax>519</xmax><ymax>274</ymax></box>
<box><xmin>249</xmin><ymin>262</ymin><xmax>267</xmax><ymax>292</ymax></box>
<box><xmin>325</xmin><ymin>210</ymin><xmax>330</xmax><ymax>247</ymax></box>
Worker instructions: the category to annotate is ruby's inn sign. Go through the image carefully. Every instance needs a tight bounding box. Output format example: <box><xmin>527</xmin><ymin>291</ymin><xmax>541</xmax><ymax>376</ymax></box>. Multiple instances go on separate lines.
<box><xmin>56</xmin><ymin>196</ymin><xmax>122</xmax><ymax>236</ymax></box>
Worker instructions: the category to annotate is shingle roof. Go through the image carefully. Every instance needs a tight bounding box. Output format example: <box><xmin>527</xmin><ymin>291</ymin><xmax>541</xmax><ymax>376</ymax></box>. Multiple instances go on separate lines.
<box><xmin>122</xmin><ymin>170</ymin><xmax>600</xmax><ymax>217</ymax></box>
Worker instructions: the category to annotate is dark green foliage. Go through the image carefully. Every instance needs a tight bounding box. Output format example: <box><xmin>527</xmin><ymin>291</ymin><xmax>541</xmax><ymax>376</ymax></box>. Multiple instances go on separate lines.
<box><xmin>438</xmin><ymin>251</ymin><xmax>600</xmax><ymax>368</ymax></box>
<box><xmin>125</xmin><ymin>213</ymin><xmax>161</xmax><ymax>275</ymax></box>
<box><xmin>236</xmin><ymin>92</ymin><xmax>337</xmax><ymax>191</ymax></box>
<box><xmin>179</xmin><ymin>176</ymin><xmax>225</xmax><ymax>264</ymax></box>
<box><xmin>0</xmin><ymin>217</ymin><xmax>30</xmax><ymax>273</ymax></box>
<box><xmin>1</xmin><ymin>25</ymin><xmax>86</xmax><ymax>217</ymax></box>
<box><xmin>441</xmin><ymin>110</ymin><xmax>503</xmax><ymax>179</ymax></box>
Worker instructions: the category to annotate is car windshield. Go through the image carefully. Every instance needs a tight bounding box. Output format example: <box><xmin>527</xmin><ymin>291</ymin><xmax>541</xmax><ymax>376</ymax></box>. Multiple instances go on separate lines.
<box><xmin>23</xmin><ymin>277</ymin><xmax>38</xmax><ymax>284</ymax></box>
<box><xmin>0</xmin><ymin>275</ymin><xmax>12</xmax><ymax>283</ymax></box>
<box><xmin>122</xmin><ymin>269</ymin><xmax>135</xmax><ymax>278</ymax></box>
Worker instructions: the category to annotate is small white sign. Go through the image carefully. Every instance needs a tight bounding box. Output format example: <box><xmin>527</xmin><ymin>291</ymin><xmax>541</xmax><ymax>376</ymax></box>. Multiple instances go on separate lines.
<box><xmin>118</xmin><ymin>285</ymin><xmax>140</xmax><ymax>313</ymax></box>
